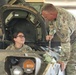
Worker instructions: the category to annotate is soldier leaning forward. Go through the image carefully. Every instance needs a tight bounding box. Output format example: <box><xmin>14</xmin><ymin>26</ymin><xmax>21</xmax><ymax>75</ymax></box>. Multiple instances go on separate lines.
<box><xmin>41</xmin><ymin>4</ymin><xmax>76</xmax><ymax>75</ymax></box>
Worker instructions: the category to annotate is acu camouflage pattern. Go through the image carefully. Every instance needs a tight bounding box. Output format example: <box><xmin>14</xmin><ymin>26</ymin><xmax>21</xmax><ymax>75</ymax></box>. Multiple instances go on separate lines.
<box><xmin>66</xmin><ymin>31</ymin><xmax>76</xmax><ymax>75</ymax></box>
<box><xmin>5</xmin><ymin>44</ymin><xmax>32</xmax><ymax>52</ymax></box>
<box><xmin>47</xmin><ymin>7</ymin><xmax>76</xmax><ymax>75</ymax></box>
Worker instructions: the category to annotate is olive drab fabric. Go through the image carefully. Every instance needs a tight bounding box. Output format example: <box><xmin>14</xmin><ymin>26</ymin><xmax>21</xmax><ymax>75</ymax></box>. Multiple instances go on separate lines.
<box><xmin>46</xmin><ymin>7</ymin><xmax>76</xmax><ymax>75</ymax></box>
<box><xmin>66</xmin><ymin>30</ymin><xmax>76</xmax><ymax>75</ymax></box>
<box><xmin>5</xmin><ymin>44</ymin><xmax>32</xmax><ymax>52</ymax></box>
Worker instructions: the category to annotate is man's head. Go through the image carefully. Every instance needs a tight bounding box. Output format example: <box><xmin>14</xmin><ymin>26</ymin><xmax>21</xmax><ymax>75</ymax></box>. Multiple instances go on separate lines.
<box><xmin>13</xmin><ymin>31</ymin><xmax>25</xmax><ymax>45</ymax></box>
<box><xmin>41</xmin><ymin>4</ymin><xmax>58</xmax><ymax>21</ymax></box>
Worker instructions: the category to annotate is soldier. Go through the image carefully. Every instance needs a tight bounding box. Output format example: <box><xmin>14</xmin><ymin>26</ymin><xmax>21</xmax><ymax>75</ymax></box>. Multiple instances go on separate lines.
<box><xmin>6</xmin><ymin>31</ymin><xmax>32</xmax><ymax>52</ymax></box>
<box><xmin>41</xmin><ymin>4</ymin><xmax>76</xmax><ymax>75</ymax></box>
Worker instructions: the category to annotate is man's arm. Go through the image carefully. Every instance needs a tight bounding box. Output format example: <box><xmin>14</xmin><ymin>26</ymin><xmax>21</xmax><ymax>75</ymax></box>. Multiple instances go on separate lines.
<box><xmin>46</xmin><ymin>24</ymin><xmax>56</xmax><ymax>41</ymax></box>
<box><xmin>56</xmin><ymin>21</ymin><xmax>71</xmax><ymax>70</ymax></box>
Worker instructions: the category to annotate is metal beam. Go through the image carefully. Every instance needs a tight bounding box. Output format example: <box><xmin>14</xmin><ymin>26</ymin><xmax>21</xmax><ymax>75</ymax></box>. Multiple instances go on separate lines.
<box><xmin>26</xmin><ymin>0</ymin><xmax>44</xmax><ymax>2</ymax></box>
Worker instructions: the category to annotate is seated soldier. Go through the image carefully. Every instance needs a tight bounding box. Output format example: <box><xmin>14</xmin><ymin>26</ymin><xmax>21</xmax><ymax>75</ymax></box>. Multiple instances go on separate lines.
<box><xmin>6</xmin><ymin>31</ymin><xmax>32</xmax><ymax>52</ymax></box>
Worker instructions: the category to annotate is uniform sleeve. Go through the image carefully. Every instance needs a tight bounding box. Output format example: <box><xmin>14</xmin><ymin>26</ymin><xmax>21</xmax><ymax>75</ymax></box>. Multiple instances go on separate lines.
<box><xmin>49</xmin><ymin>25</ymin><xmax>55</xmax><ymax>35</ymax></box>
<box><xmin>5</xmin><ymin>44</ymin><xmax>14</xmax><ymax>50</ymax></box>
<box><xmin>5</xmin><ymin>45</ymin><xmax>12</xmax><ymax>50</ymax></box>
<box><xmin>25</xmin><ymin>45</ymin><xmax>32</xmax><ymax>51</ymax></box>
<box><xmin>49</xmin><ymin>24</ymin><xmax>56</xmax><ymax>36</ymax></box>
<box><xmin>60</xmin><ymin>42</ymin><xmax>71</xmax><ymax>61</ymax></box>
<box><xmin>56</xmin><ymin>21</ymin><xmax>71</xmax><ymax>62</ymax></box>
<box><xmin>55</xmin><ymin>8</ymin><xmax>74</xmax><ymax>62</ymax></box>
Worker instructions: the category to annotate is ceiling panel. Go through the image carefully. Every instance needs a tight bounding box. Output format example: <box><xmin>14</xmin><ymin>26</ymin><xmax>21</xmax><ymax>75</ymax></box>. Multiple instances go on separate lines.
<box><xmin>44</xmin><ymin>0</ymin><xmax>76</xmax><ymax>7</ymax></box>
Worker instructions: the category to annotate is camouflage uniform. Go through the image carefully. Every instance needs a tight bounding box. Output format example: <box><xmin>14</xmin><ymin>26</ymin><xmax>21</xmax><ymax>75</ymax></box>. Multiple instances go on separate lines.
<box><xmin>47</xmin><ymin>7</ymin><xmax>76</xmax><ymax>75</ymax></box>
<box><xmin>5</xmin><ymin>44</ymin><xmax>32</xmax><ymax>52</ymax></box>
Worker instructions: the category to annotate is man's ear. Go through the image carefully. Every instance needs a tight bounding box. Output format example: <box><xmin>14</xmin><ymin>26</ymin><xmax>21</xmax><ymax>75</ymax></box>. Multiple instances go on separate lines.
<box><xmin>42</xmin><ymin>10</ymin><xmax>47</xmax><ymax>15</ymax></box>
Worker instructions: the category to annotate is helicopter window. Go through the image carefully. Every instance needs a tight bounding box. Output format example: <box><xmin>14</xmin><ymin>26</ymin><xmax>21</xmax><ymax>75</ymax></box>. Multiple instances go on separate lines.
<box><xmin>26</xmin><ymin>14</ymin><xmax>36</xmax><ymax>24</ymax></box>
<box><xmin>5</xmin><ymin>12</ymin><xmax>13</xmax><ymax>25</ymax></box>
<box><xmin>26</xmin><ymin>13</ymin><xmax>43</xmax><ymax>41</ymax></box>
<box><xmin>36</xmin><ymin>27</ymin><xmax>42</xmax><ymax>40</ymax></box>
<box><xmin>34</xmin><ymin>21</ymin><xmax>42</xmax><ymax>41</ymax></box>
<box><xmin>25</xmin><ymin>14</ymin><xmax>42</xmax><ymax>40</ymax></box>
<box><xmin>5</xmin><ymin>10</ymin><xmax>28</xmax><ymax>25</ymax></box>
<box><xmin>28</xmin><ymin>14</ymin><xmax>35</xmax><ymax>23</ymax></box>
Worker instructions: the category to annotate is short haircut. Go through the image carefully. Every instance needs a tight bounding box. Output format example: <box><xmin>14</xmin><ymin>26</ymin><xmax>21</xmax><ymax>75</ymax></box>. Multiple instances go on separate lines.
<box><xmin>12</xmin><ymin>31</ymin><xmax>24</xmax><ymax>43</ymax></box>
<box><xmin>41</xmin><ymin>4</ymin><xmax>57</xmax><ymax>12</ymax></box>
<box><xmin>13</xmin><ymin>31</ymin><xmax>24</xmax><ymax>38</ymax></box>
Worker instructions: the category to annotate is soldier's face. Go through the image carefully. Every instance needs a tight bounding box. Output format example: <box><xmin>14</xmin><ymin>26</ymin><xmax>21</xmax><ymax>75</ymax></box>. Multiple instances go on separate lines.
<box><xmin>14</xmin><ymin>33</ymin><xmax>25</xmax><ymax>45</ymax></box>
<box><xmin>42</xmin><ymin>10</ymin><xmax>57</xmax><ymax>21</ymax></box>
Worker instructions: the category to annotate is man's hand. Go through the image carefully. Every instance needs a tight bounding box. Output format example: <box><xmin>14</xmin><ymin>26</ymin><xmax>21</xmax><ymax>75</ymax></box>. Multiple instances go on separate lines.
<box><xmin>46</xmin><ymin>35</ymin><xmax>53</xmax><ymax>41</ymax></box>
<box><xmin>58</xmin><ymin>61</ymin><xmax>66</xmax><ymax>71</ymax></box>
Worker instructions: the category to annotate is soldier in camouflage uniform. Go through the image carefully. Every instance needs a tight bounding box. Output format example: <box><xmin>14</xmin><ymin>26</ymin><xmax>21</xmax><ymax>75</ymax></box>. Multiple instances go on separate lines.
<box><xmin>6</xmin><ymin>31</ymin><xmax>32</xmax><ymax>52</ymax></box>
<box><xmin>41</xmin><ymin>4</ymin><xmax>76</xmax><ymax>75</ymax></box>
